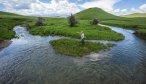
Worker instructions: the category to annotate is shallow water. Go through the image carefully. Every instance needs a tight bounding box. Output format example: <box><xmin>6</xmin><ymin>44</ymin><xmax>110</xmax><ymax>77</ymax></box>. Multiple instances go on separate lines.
<box><xmin>0</xmin><ymin>26</ymin><xmax>146</xmax><ymax>84</ymax></box>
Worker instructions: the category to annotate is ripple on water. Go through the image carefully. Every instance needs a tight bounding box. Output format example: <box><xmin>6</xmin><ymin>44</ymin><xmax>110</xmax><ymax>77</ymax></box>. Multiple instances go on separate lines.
<box><xmin>0</xmin><ymin>26</ymin><xmax>146</xmax><ymax>84</ymax></box>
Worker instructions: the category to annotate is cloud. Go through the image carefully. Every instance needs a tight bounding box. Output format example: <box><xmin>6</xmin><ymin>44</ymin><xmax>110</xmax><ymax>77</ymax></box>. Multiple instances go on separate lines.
<box><xmin>140</xmin><ymin>4</ymin><xmax>146</xmax><ymax>12</ymax></box>
<box><xmin>112</xmin><ymin>4</ymin><xmax>146</xmax><ymax>15</ymax></box>
<box><xmin>0</xmin><ymin>0</ymin><xmax>80</xmax><ymax>16</ymax></box>
<box><xmin>80</xmin><ymin>0</ymin><xmax>120</xmax><ymax>12</ymax></box>
<box><xmin>0</xmin><ymin>0</ymin><xmax>146</xmax><ymax>16</ymax></box>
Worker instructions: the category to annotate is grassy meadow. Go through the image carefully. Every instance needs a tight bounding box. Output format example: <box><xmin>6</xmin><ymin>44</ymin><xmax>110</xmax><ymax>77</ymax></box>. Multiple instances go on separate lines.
<box><xmin>75</xmin><ymin>7</ymin><xmax>146</xmax><ymax>39</ymax></box>
<box><xmin>30</xmin><ymin>18</ymin><xmax>124</xmax><ymax>41</ymax></box>
<box><xmin>50</xmin><ymin>39</ymin><xmax>114</xmax><ymax>57</ymax></box>
<box><xmin>0</xmin><ymin>11</ymin><xmax>35</xmax><ymax>39</ymax></box>
<box><xmin>75</xmin><ymin>8</ymin><xmax>146</xmax><ymax>29</ymax></box>
<box><xmin>121</xmin><ymin>13</ymin><xmax>146</xmax><ymax>18</ymax></box>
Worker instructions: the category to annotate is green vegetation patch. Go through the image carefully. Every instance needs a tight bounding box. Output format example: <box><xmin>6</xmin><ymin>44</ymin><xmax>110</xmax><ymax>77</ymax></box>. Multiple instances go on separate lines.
<box><xmin>30</xmin><ymin>18</ymin><xmax>124</xmax><ymax>41</ymax></box>
<box><xmin>75</xmin><ymin>7</ymin><xmax>120</xmax><ymax>20</ymax></box>
<box><xmin>0</xmin><ymin>18</ymin><xmax>22</xmax><ymax>39</ymax></box>
<box><xmin>75</xmin><ymin>7</ymin><xmax>146</xmax><ymax>29</ymax></box>
<box><xmin>101</xmin><ymin>18</ymin><xmax>146</xmax><ymax>29</ymax></box>
<box><xmin>121</xmin><ymin>13</ymin><xmax>146</xmax><ymax>18</ymax></box>
<box><xmin>135</xmin><ymin>29</ymin><xmax>146</xmax><ymax>40</ymax></box>
<box><xmin>0</xmin><ymin>11</ymin><xmax>35</xmax><ymax>39</ymax></box>
<box><xmin>50</xmin><ymin>39</ymin><xmax>114</xmax><ymax>57</ymax></box>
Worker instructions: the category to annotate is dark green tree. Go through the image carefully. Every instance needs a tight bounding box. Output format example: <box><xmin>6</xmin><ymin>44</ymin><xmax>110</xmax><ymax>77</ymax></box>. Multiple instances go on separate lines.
<box><xmin>68</xmin><ymin>14</ymin><xmax>78</xmax><ymax>27</ymax></box>
<box><xmin>90</xmin><ymin>18</ymin><xmax>99</xmax><ymax>25</ymax></box>
<box><xmin>35</xmin><ymin>17</ymin><xmax>45</xmax><ymax>26</ymax></box>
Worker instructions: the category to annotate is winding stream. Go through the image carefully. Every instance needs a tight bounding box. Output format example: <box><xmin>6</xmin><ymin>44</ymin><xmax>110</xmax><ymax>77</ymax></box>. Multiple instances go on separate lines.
<box><xmin>0</xmin><ymin>26</ymin><xmax>146</xmax><ymax>84</ymax></box>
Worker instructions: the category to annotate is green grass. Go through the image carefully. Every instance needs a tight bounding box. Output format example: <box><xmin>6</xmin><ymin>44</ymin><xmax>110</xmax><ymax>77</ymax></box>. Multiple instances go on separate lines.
<box><xmin>0</xmin><ymin>11</ymin><xmax>124</xmax><ymax>41</ymax></box>
<box><xmin>101</xmin><ymin>18</ymin><xmax>146</xmax><ymax>29</ymax></box>
<box><xmin>135</xmin><ymin>29</ymin><xmax>146</xmax><ymax>40</ymax></box>
<box><xmin>50</xmin><ymin>39</ymin><xmax>114</xmax><ymax>57</ymax></box>
<box><xmin>0</xmin><ymin>11</ymin><xmax>36</xmax><ymax>39</ymax></box>
<box><xmin>0</xmin><ymin>18</ymin><xmax>23</xmax><ymax>39</ymax></box>
<box><xmin>30</xmin><ymin>18</ymin><xmax>124</xmax><ymax>41</ymax></box>
<box><xmin>121</xmin><ymin>13</ymin><xmax>146</xmax><ymax>18</ymax></box>
<box><xmin>75</xmin><ymin>7</ymin><xmax>121</xmax><ymax>20</ymax></box>
<box><xmin>75</xmin><ymin>7</ymin><xmax>146</xmax><ymax>30</ymax></box>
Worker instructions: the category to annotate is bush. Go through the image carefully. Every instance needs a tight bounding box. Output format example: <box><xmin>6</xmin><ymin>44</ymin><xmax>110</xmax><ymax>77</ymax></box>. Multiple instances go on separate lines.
<box><xmin>90</xmin><ymin>18</ymin><xmax>99</xmax><ymax>25</ymax></box>
<box><xmin>68</xmin><ymin>14</ymin><xmax>78</xmax><ymax>27</ymax></box>
<box><xmin>35</xmin><ymin>17</ymin><xmax>45</xmax><ymax>26</ymax></box>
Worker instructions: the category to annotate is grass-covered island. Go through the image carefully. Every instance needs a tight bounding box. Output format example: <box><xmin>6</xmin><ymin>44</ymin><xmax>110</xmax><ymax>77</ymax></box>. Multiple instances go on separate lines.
<box><xmin>50</xmin><ymin>39</ymin><xmax>114</xmax><ymax>57</ymax></box>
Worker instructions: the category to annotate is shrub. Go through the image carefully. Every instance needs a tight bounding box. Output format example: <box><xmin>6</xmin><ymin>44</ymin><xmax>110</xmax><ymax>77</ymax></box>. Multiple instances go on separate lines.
<box><xmin>90</xmin><ymin>18</ymin><xmax>99</xmax><ymax>25</ymax></box>
<box><xmin>35</xmin><ymin>17</ymin><xmax>45</xmax><ymax>26</ymax></box>
<box><xmin>68</xmin><ymin>14</ymin><xmax>78</xmax><ymax>27</ymax></box>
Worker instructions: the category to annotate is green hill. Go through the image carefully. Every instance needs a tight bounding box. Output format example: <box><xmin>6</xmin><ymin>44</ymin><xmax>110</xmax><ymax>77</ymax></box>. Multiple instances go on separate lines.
<box><xmin>121</xmin><ymin>13</ymin><xmax>146</xmax><ymax>18</ymax></box>
<box><xmin>75</xmin><ymin>7</ymin><xmax>121</xmax><ymax>20</ymax></box>
<box><xmin>0</xmin><ymin>11</ymin><xmax>21</xmax><ymax>17</ymax></box>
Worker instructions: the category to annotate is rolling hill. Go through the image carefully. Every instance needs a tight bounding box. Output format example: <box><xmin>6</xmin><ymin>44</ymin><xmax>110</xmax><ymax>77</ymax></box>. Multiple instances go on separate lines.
<box><xmin>121</xmin><ymin>13</ymin><xmax>146</xmax><ymax>18</ymax></box>
<box><xmin>0</xmin><ymin>11</ymin><xmax>22</xmax><ymax>17</ymax></box>
<box><xmin>75</xmin><ymin>7</ymin><xmax>121</xmax><ymax>20</ymax></box>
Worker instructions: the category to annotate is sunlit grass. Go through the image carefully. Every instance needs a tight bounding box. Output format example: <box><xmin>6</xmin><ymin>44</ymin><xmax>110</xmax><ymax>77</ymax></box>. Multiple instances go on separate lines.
<box><xmin>30</xmin><ymin>18</ymin><xmax>124</xmax><ymax>41</ymax></box>
<box><xmin>50</xmin><ymin>38</ymin><xmax>114</xmax><ymax>57</ymax></box>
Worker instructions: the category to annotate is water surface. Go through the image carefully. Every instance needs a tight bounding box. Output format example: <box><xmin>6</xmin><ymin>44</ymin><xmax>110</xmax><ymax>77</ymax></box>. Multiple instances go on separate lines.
<box><xmin>0</xmin><ymin>26</ymin><xmax>146</xmax><ymax>84</ymax></box>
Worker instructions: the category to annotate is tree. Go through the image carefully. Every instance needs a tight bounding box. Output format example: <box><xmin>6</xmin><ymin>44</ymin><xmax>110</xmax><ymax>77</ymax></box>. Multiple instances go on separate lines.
<box><xmin>90</xmin><ymin>18</ymin><xmax>99</xmax><ymax>25</ymax></box>
<box><xmin>35</xmin><ymin>17</ymin><xmax>45</xmax><ymax>26</ymax></box>
<box><xmin>68</xmin><ymin>14</ymin><xmax>78</xmax><ymax>27</ymax></box>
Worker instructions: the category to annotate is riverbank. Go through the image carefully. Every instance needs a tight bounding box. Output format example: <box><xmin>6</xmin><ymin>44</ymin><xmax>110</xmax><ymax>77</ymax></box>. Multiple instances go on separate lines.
<box><xmin>0</xmin><ymin>11</ymin><xmax>35</xmax><ymax>40</ymax></box>
<box><xmin>134</xmin><ymin>29</ymin><xmax>146</xmax><ymax>40</ymax></box>
<box><xmin>0</xmin><ymin>40</ymin><xmax>12</xmax><ymax>51</ymax></box>
<box><xmin>50</xmin><ymin>38</ymin><xmax>114</xmax><ymax>57</ymax></box>
<box><xmin>101</xmin><ymin>17</ymin><xmax>146</xmax><ymax>30</ymax></box>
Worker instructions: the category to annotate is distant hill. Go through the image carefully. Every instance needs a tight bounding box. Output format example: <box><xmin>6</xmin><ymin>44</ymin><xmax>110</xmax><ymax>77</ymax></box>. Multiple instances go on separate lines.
<box><xmin>0</xmin><ymin>11</ymin><xmax>22</xmax><ymax>17</ymax></box>
<box><xmin>121</xmin><ymin>13</ymin><xmax>146</xmax><ymax>18</ymax></box>
<box><xmin>75</xmin><ymin>7</ymin><xmax>121</xmax><ymax>20</ymax></box>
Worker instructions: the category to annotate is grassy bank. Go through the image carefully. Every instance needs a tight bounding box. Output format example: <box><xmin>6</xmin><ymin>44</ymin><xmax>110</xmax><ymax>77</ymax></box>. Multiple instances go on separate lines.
<box><xmin>0</xmin><ymin>18</ymin><xmax>23</xmax><ymax>39</ymax></box>
<box><xmin>101</xmin><ymin>18</ymin><xmax>146</xmax><ymax>29</ymax></box>
<box><xmin>0</xmin><ymin>11</ymin><xmax>35</xmax><ymax>39</ymax></box>
<box><xmin>135</xmin><ymin>29</ymin><xmax>146</xmax><ymax>40</ymax></box>
<box><xmin>50</xmin><ymin>39</ymin><xmax>114</xmax><ymax>57</ymax></box>
<box><xmin>30</xmin><ymin>18</ymin><xmax>124</xmax><ymax>41</ymax></box>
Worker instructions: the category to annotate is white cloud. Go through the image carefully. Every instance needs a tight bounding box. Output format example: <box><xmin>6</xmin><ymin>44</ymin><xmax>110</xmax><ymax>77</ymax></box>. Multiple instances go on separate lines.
<box><xmin>112</xmin><ymin>4</ymin><xmax>146</xmax><ymax>15</ymax></box>
<box><xmin>0</xmin><ymin>0</ymin><xmax>80</xmax><ymax>16</ymax></box>
<box><xmin>140</xmin><ymin>4</ymin><xmax>146</xmax><ymax>12</ymax></box>
<box><xmin>121</xmin><ymin>9</ymin><xmax>127</xmax><ymax>12</ymax></box>
<box><xmin>80</xmin><ymin>0</ymin><xmax>120</xmax><ymax>12</ymax></box>
<box><xmin>0</xmin><ymin>0</ymin><xmax>146</xmax><ymax>16</ymax></box>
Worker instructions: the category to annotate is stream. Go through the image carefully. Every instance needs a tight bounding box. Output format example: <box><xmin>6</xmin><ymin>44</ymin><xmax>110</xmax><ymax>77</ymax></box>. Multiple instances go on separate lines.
<box><xmin>0</xmin><ymin>26</ymin><xmax>146</xmax><ymax>84</ymax></box>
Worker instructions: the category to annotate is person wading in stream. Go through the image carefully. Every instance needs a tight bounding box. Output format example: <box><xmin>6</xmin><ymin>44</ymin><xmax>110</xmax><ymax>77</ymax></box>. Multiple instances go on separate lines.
<box><xmin>77</xmin><ymin>31</ymin><xmax>85</xmax><ymax>45</ymax></box>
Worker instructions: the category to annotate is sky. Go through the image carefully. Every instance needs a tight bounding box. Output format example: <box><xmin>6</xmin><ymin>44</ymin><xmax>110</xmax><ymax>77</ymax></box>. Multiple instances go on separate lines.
<box><xmin>0</xmin><ymin>0</ymin><xmax>146</xmax><ymax>16</ymax></box>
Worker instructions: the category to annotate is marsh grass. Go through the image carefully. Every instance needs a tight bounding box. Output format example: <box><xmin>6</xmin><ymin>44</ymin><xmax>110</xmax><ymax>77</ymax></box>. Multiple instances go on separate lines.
<box><xmin>50</xmin><ymin>39</ymin><xmax>114</xmax><ymax>57</ymax></box>
<box><xmin>0</xmin><ymin>11</ymin><xmax>35</xmax><ymax>39</ymax></box>
<box><xmin>135</xmin><ymin>29</ymin><xmax>146</xmax><ymax>40</ymax></box>
<box><xmin>30</xmin><ymin>18</ymin><xmax>124</xmax><ymax>41</ymax></box>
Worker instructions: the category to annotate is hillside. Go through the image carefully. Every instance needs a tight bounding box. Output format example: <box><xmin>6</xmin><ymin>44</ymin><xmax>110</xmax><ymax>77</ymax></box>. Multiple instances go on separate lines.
<box><xmin>0</xmin><ymin>11</ymin><xmax>34</xmax><ymax>39</ymax></box>
<box><xmin>75</xmin><ymin>7</ymin><xmax>146</xmax><ymax>29</ymax></box>
<box><xmin>0</xmin><ymin>11</ymin><xmax>21</xmax><ymax>17</ymax></box>
<box><xmin>121</xmin><ymin>13</ymin><xmax>146</xmax><ymax>18</ymax></box>
<box><xmin>75</xmin><ymin>7</ymin><xmax>121</xmax><ymax>20</ymax></box>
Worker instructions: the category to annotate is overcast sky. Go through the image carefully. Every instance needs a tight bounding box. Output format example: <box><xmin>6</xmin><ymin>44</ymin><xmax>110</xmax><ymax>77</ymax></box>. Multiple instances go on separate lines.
<box><xmin>0</xmin><ymin>0</ymin><xmax>146</xmax><ymax>16</ymax></box>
